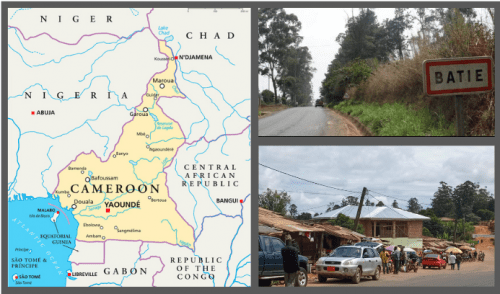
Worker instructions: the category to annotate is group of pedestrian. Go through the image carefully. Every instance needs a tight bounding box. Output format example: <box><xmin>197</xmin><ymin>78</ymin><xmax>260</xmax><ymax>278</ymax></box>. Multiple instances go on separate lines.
<box><xmin>444</xmin><ymin>249</ymin><xmax>485</xmax><ymax>270</ymax></box>
<box><xmin>447</xmin><ymin>252</ymin><xmax>461</xmax><ymax>270</ymax></box>
<box><xmin>378</xmin><ymin>246</ymin><xmax>410</xmax><ymax>275</ymax></box>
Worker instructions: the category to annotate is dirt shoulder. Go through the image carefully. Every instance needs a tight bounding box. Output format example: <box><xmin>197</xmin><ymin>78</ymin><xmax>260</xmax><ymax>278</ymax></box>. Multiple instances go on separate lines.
<box><xmin>323</xmin><ymin>107</ymin><xmax>365</xmax><ymax>136</ymax></box>
<box><xmin>258</xmin><ymin>104</ymin><xmax>290</xmax><ymax>119</ymax></box>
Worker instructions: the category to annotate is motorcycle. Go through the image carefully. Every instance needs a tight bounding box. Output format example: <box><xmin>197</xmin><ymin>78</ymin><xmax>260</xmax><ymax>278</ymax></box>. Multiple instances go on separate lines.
<box><xmin>406</xmin><ymin>256</ymin><xmax>419</xmax><ymax>272</ymax></box>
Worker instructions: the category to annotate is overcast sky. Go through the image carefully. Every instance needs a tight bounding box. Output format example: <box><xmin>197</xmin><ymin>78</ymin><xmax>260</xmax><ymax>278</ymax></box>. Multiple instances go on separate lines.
<box><xmin>259</xmin><ymin>146</ymin><xmax>494</xmax><ymax>215</ymax></box>
<box><xmin>258</xmin><ymin>8</ymin><xmax>494</xmax><ymax>100</ymax></box>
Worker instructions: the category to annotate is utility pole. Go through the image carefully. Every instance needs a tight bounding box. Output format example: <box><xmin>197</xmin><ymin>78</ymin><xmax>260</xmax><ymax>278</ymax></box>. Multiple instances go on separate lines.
<box><xmin>353</xmin><ymin>187</ymin><xmax>367</xmax><ymax>233</ymax></box>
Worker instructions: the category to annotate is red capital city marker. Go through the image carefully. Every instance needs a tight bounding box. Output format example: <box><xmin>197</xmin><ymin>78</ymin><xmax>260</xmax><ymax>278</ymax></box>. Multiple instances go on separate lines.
<box><xmin>57</xmin><ymin>211</ymin><xmax>59</xmax><ymax>214</ymax></box>
<box><xmin>240</xmin><ymin>199</ymin><xmax>243</xmax><ymax>203</ymax></box>
<box><xmin>175</xmin><ymin>56</ymin><xmax>178</xmax><ymax>60</ymax></box>
<box><xmin>106</xmin><ymin>208</ymin><xmax>110</xmax><ymax>213</ymax></box>
<box><xmin>68</xmin><ymin>273</ymin><xmax>71</xmax><ymax>277</ymax></box>
<box><xmin>31</xmin><ymin>111</ymin><xmax>35</xmax><ymax>115</ymax></box>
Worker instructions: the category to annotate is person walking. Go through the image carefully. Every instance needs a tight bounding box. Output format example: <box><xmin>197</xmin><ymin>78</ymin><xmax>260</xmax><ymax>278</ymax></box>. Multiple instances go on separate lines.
<box><xmin>474</xmin><ymin>250</ymin><xmax>478</xmax><ymax>261</ymax></box>
<box><xmin>449</xmin><ymin>252</ymin><xmax>456</xmax><ymax>270</ymax></box>
<box><xmin>380</xmin><ymin>248</ymin><xmax>389</xmax><ymax>274</ymax></box>
<box><xmin>392</xmin><ymin>247</ymin><xmax>401</xmax><ymax>274</ymax></box>
<box><xmin>281</xmin><ymin>236</ymin><xmax>300</xmax><ymax>287</ymax></box>
<box><xmin>456</xmin><ymin>253</ymin><xmax>462</xmax><ymax>270</ymax></box>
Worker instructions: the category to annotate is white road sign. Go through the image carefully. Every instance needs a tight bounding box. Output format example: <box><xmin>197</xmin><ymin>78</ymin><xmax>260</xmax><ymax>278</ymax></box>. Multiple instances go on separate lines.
<box><xmin>423</xmin><ymin>56</ymin><xmax>493</xmax><ymax>96</ymax></box>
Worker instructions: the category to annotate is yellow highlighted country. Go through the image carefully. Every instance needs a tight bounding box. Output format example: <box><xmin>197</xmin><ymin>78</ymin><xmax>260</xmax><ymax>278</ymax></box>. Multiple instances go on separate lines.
<box><xmin>54</xmin><ymin>40</ymin><xmax>193</xmax><ymax>248</ymax></box>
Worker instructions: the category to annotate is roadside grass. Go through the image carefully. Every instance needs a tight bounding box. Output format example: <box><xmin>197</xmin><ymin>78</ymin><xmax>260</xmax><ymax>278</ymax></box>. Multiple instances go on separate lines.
<box><xmin>333</xmin><ymin>101</ymin><xmax>455</xmax><ymax>136</ymax></box>
<box><xmin>341</xmin><ymin>15</ymin><xmax>494</xmax><ymax>136</ymax></box>
<box><xmin>258</xmin><ymin>104</ymin><xmax>290</xmax><ymax>118</ymax></box>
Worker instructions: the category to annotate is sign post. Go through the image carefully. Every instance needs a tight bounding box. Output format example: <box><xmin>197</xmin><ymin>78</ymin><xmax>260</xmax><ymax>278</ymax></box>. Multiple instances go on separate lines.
<box><xmin>454</xmin><ymin>95</ymin><xmax>464</xmax><ymax>136</ymax></box>
<box><xmin>423</xmin><ymin>56</ymin><xmax>493</xmax><ymax>136</ymax></box>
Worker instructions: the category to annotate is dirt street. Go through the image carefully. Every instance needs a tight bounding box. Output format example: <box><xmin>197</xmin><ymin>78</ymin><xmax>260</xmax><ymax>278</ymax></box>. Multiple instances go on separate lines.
<box><xmin>273</xmin><ymin>248</ymin><xmax>494</xmax><ymax>287</ymax></box>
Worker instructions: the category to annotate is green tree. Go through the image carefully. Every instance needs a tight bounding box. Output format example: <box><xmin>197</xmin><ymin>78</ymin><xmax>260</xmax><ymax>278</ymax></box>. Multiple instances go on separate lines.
<box><xmin>422</xmin><ymin>227</ymin><xmax>433</xmax><ymax>237</ymax></box>
<box><xmin>314</xmin><ymin>212</ymin><xmax>319</xmax><ymax>217</ymax></box>
<box><xmin>385</xmin><ymin>8</ymin><xmax>414</xmax><ymax>59</ymax></box>
<box><xmin>477</xmin><ymin>209</ymin><xmax>494</xmax><ymax>221</ymax></box>
<box><xmin>258</xmin><ymin>8</ymin><xmax>302</xmax><ymax>104</ymax></box>
<box><xmin>407</xmin><ymin>197</ymin><xmax>422</xmax><ymax>213</ymax></box>
<box><xmin>376</xmin><ymin>201</ymin><xmax>385</xmax><ymax>207</ymax></box>
<box><xmin>296</xmin><ymin>212</ymin><xmax>312</xmax><ymax>220</ymax></box>
<box><xmin>325</xmin><ymin>202</ymin><xmax>336</xmax><ymax>213</ymax></box>
<box><xmin>341</xmin><ymin>196</ymin><xmax>359</xmax><ymax>207</ymax></box>
<box><xmin>423</xmin><ymin>215</ymin><xmax>445</xmax><ymax>238</ymax></box>
<box><xmin>419</xmin><ymin>208</ymin><xmax>436</xmax><ymax>218</ymax></box>
<box><xmin>335</xmin><ymin>9</ymin><xmax>390</xmax><ymax>65</ymax></box>
<box><xmin>452</xmin><ymin>181</ymin><xmax>478</xmax><ymax>221</ymax></box>
<box><xmin>487</xmin><ymin>196</ymin><xmax>495</xmax><ymax>212</ymax></box>
<box><xmin>278</xmin><ymin>45</ymin><xmax>315</xmax><ymax>106</ymax></box>
<box><xmin>431</xmin><ymin>181</ymin><xmax>454</xmax><ymax>217</ymax></box>
<box><xmin>329</xmin><ymin>213</ymin><xmax>365</xmax><ymax>234</ymax></box>
<box><xmin>289</xmin><ymin>203</ymin><xmax>298</xmax><ymax>218</ymax></box>
<box><xmin>451</xmin><ymin>181</ymin><xmax>478</xmax><ymax>241</ymax></box>
<box><xmin>473</xmin><ymin>187</ymin><xmax>493</xmax><ymax>212</ymax></box>
<box><xmin>258</xmin><ymin>188</ymin><xmax>291</xmax><ymax>215</ymax></box>
<box><xmin>414</xmin><ymin>8</ymin><xmax>438</xmax><ymax>43</ymax></box>
<box><xmin>260</xmin><ymin>89</ymin><xmax>274</xmax><ymax>104</ymax></box>
<box><xmin>392</xmin><ymin>200</ymin><xmax>399</xmax><ymax>208</ymax></box>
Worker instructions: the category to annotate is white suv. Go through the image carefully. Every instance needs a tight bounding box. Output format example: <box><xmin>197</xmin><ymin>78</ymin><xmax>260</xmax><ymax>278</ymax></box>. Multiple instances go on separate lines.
<box><xmin>316</xmin><ymin>246</ymin><xmax>382</xmax><ymax>284</ymax></box>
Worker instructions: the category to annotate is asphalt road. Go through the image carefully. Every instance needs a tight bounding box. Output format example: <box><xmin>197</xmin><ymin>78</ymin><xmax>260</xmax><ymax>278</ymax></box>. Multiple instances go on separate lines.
<box><xmin>259</xmin><ymin>106</ymin><xmax>344</xmax><ymax>136</ymax></box>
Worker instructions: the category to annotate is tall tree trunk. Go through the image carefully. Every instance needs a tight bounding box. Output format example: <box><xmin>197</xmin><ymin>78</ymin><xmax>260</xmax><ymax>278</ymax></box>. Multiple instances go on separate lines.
<box><xmin>487</xmin><ymin>8</ymin><xmax>494</xmax><ymax>25</ymax></box>
<box><xmin>454</xmin><ymin>220</ymin><xmax>458</xmax><ymax>243</ymax></box>
<box><xmin>463</xmin><ymin>218</ymin><xmax>466</xmax><ymax>241</ymax></box>
<box><xmin>272</xmin><ymin>76</ymin><xmax>278</xmax><ymax>104</ymax></box>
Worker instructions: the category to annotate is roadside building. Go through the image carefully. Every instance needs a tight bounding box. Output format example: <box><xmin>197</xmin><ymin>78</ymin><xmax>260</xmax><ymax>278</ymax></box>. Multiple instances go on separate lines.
<box><xmin>313</xmin><ymin>205</ymin><xmax>430</xmax><ymax>250</ymax></box>
<box><xmin>259</xmin><ymin>207</ymin><xmax>365</xmax><ymax>262</ymax></box>
<box><xmin>312</xmin><ymin>223</ymin><xmax>364</xmax><ymax>256</ymax></box>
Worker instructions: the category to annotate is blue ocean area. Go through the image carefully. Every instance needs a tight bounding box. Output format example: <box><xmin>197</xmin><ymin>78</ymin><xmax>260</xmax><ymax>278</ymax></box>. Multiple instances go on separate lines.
<box><xmin>8</xmin><ymin>194</ymin><xmax>79</xmax><ymax>287</ymax></box>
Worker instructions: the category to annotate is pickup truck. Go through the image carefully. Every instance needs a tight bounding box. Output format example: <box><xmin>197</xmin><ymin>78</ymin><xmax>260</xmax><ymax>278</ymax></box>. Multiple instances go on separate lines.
<box><xmin>258</xmin><ymin>235</ymin><xmax>309</xmax><ymax>287</ymax></box>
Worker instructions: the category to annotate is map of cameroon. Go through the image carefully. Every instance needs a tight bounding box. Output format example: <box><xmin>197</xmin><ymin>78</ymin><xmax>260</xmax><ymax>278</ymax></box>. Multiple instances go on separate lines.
<box><xmin>54</xmin><ymin>41</ymin><xmax>194</xmax><ymax>248</ymax></box>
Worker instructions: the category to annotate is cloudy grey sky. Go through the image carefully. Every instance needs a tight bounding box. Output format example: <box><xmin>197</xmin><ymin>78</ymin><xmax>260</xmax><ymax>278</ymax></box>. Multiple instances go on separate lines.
<box><xmin>258</xmin><ymin>8</ymin><xmax>494</xmax><ymax>100</ymax></box>
<box><xmin>259</xmin><ymin>146</ymin><xmax>494</xmax><ymax>215</ymax></box>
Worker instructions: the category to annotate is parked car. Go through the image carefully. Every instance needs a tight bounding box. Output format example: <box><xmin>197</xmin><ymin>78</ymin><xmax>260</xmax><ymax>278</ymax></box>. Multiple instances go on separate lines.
<box><xmin>422</xmin><ymin>254</ymin><xmax>447</xmax><ymax>269</ymax></box>
<box><xmin>354</xmin><ymin>242</ymin><xmax>385</xmax><ymax>254</ymax></box>
<box><xmin>316</xmin><ymin>245</ymin><xmax>382</xmax><ymax>284</ymax></box>
<box><xmin>258</xmin><ymin>235</ymin><xmax>309</xmax><ymax>287</ymax></box>
<box><xmin>315</xmin><ymin>99</ymin><xmax>324</xmax><ymax>107</ymax></box>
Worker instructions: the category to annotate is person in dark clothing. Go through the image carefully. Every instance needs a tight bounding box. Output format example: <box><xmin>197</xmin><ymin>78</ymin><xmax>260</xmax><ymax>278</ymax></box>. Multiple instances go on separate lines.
<box><xmin>474</xmin><ymin>250</ymin><xmax>478</xmax><ymax>260</ymax></box>
<box><xmin>392</xmin><ymin>248</ymin><xmax>401</xmax><ymax>274</ymax></box>
<box><xmin>456</xmin><ymin>253</ymin><xmax>462</xmax><ymax>270</ymax></box>
<box><xmin>281</xmin><ymin>238</ymin><xmax>300</xmax><ymax>287</ymax></box>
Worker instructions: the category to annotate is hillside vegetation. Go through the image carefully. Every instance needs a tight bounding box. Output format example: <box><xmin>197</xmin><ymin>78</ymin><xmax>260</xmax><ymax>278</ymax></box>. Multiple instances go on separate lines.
<box><xmin>322</xmin><ymin>8</ymin><xmax>495</xmax><ymax>136</ymax></box>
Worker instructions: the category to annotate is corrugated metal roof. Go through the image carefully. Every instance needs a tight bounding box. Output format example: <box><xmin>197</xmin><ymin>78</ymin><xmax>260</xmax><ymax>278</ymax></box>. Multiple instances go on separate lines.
<box><xmin>313</xmin><ymin>223</ymin><xmax>364</xmax><ymax>241</ymax></box>
<box><xmin>259</xmin><ymin>207</ymin><xmax>325</xmax><ymax>233</ymax></box>
<box><xmin>313</xmin><ymin>205</ymin><xmax>430</xmax><ymax>221</ymax></box>
<box><xmin>259</xmin><ymin>225</ymin><xmax>282</xmax><ymax>235</ymax></box>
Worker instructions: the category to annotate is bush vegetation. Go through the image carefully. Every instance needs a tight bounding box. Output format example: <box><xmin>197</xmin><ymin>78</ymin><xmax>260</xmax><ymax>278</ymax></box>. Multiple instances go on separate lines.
<box><xmin>322</xmin><ymin>8</ymin><xmax>494</xmax><ymax>136</ymax></box>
